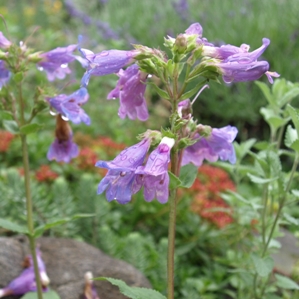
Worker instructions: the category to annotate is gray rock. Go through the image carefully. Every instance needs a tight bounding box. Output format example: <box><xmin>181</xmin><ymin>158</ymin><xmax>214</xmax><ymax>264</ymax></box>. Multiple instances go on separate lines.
<box><xmin>0</xmin><ymin>236</ymin><xmax>151</xmax><ymax>299</ymax></box>
<box><xmin>272</xmin><ymin>229</ymin><xmax>299</xmax><ymax>276</ymax></box>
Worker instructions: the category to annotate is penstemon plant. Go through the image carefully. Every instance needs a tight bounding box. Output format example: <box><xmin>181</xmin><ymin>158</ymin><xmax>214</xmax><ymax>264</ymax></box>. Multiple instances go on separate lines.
<box><xmin>5</xmin><ymin>17</ymin><xmax>299</xmax><ymax>299</ymax></box>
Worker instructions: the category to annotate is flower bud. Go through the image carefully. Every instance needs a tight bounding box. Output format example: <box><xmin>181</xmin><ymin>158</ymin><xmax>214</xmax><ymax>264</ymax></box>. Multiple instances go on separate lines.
<box><xmin>173</xmin><ymin>34</ymin><xmax>187</xmax><ymax>54</ymax></box>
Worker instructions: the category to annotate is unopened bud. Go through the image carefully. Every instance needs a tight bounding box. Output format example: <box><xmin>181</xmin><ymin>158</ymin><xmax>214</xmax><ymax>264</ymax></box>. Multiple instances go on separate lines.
<box><xmin>197</xmin><ymin>124</ymin><xmax>212</xmax><ymax>137</ymax></box>
<box><xmin>174</xmin><ymin>34</ymin><xmax>187</xmax><ymax>54</ymax></box>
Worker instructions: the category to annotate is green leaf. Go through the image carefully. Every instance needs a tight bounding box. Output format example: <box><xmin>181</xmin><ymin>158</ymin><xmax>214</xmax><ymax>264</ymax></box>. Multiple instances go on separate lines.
<box><xmin>147</xmin><ymin>82</ymin><xmax>170</xmax><ymax>100</ymax></box>
<box><xmin>13</xmin><ymin>72</ymin><xmax>24</xmax><ymax>83</ymax></box>
<box><xmin>284</xmin><ymin>125</ymin><xmax>299</xmax><ymax>152</ymax></box>
<box><xmin>34</xmin><ymin>214</ymin><xmax>94</xmax><ymax>238</ymax></box>
<box><xmin>260</xmin><ymin>108</ymin><xmax>288</xmax><ymax>131</ymax></box>
<box><xmin>0</xmin><ymin>218</ymin><xmax>28</xmax><ymax>234</ymax></box>
<box><xmin>3</xmin><ymin>120</ymin><xmax>19</xmax><ymax>134</ymax></box>
<box><xmin>168</xmin><ymin>171</ymin><xmax>182</xmax><ymax>190</ymax></box>
<box><xmin>291</xmin><ymin>189</ymin><xmax>299</xmax><ymax>197</ymax></box>
<box><xmin>255</xmin><ymin>81</ymin><xmax>274</xmax><ymax>106</ymax></box>
<box><xmin>180</xmin><ymin>80</ymin><xmax>207</xmax><ymax>100</ymax></box>
<box><xmin>286</xmin><ymin>104</ymin><xmax>299</xmax><ymax>135</ymax></box>
<box><xmin>179</xmin><ymin>163</ymin><xmax>198</xmax><ymax>188</ymax></box>
<box><xmin>21</xmin><ymin>290</ymin><xmax>61</xmax><ymax>299</ymax></box>
<box><xmin>97</xmin><ymin>277</ymin><xmax>167</xmax><ymax>299</ymax></box>
<box><xmin>251</xmin><ymin>254</ymin><xmax>274</xmax><ymax>277</ymax></box>
<box><xmin>20</xmin><ymin>123</ymin><xmax>43</xmax><ymax>135</ymax></box>
<box><xmin>247</xmin><ymin>173</ymin><xmax>277</xmax><ymax>184</ymax></box>
<box><xmin>278</xmin><ymin>87</ymin><xmax>299</xmax><ymax>108</ymax></box>
<box><xmin>275</xmin><ymin>274</ymin><xmax>299</xmax><ymax>290</ymax></box>
<box><xmin>0</xmin><ymin>110</ymin><xmax>13</xmax><ymax>120</ymax></box>
<box><xmin>284</xmin><ymin>213</ymin><xmax>299</xmax><ymax>226</ymax></box>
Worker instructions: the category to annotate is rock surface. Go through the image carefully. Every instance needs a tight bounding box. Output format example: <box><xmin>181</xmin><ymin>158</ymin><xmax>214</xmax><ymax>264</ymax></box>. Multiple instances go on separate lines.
<box><xmin>0</xmin><ymin>236</ymin><xmax>151</xmax><ymax>299</ymax></box>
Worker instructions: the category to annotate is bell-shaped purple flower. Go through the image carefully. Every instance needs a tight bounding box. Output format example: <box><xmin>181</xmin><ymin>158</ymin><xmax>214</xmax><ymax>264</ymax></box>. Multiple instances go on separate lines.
<box><xmin>224</xmin><ymin>38</ymin><xmax>270</xmax><ymax>64</ymax></box>
<box><xmin>135</xmin><ymin>137</ymin><xmax>175</xmax><ymax>203</ymax></box>
<box><xmin>218</xmin><ymin>60</ymin><xmax>279</xmax><ymax>84</ymax></box>
<box><xmin>0</xmin><ymin>250</ymin><xmax>49</xmax><ymax>298</ymax></box>
<box><xmin>47</xmin><ymin>87</ymin><xmax>90</xmax><ymax>125</ymax></box>
<box><xmin>47</xmin><ymin>115</ymin><xmax>79</xmax><ymax>163</ymax></box>
<box><xmin>38</xmin><ymin>44</ymin><xmax>77</xmax><ymax>81</ymax></box>
<box><xmin>182</xmin><ymin>125</ymin><xmax>238</xmax><ymax>167</ymax></box>
<box><xmin>0</xmin><ymin>32</ymin><xmax>11</xmax><ymax>49</ymax></box>
<box><xmin>0</xmin><ymin>60</ymin><xmax>10</xmax><ymax>89</ymax></box>
<box><xmin>79</xmin><ymin>40</ymin><xmax>139</xmax><ymax>86</ymax></box>
<box><xmin>107</xmin><ymin>64</ymin><xmax>149</xmax><ymax>121</ymax></box>
<box><xmin>96</xmin><ymin>138</ymin><xmax>151</xmax><ymax>204</ymax></box>
<box><xmin>203</xmin><ymin>43</ymin><xmax>250</xmax><ymax>61</ymax></box>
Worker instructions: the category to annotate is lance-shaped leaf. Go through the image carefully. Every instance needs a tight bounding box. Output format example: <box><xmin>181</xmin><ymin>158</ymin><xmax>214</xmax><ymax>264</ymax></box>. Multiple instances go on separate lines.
<box><xmin>284</xmin><ymin>125</ymin><xmax>299</xmax><ymax>153</ymax></box>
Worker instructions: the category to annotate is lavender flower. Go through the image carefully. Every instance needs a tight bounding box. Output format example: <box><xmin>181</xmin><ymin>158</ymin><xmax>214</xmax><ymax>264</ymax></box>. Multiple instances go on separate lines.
<box><xmin>107</xmin><ymin>64</ymin><xmax>149</xmax><ymax>121</ymax></box>
<box><xmin>135</xmin><ymin>137</ymin><xmax>175</xmax><ymax>203</ymax></box>
<box><xmin>96</xmin><ymin>138</ymin><xmax>151</xmax><ymax>204</ymax></box>
<box><xmin>0</xmin><ymin>32</ymin><xmax>11</xmax><ymax>49</ymax></box>
<box><xmin>0</xmin><ymin>60</ymin><xmax>10</xmax><ymax>89</ymax></box>
<box><xmin>79</xmin><ymin>41</ymin><xmax>139</xmax><ymax>86</ymax></box>
<box><xmin>218</xmin><ymin>60</ymin><xmax>279</xmax><ymax>84</ymax></box>
<box><xmin>38</xmin><ymin>44</ymin><xmax>77</xmax><ymax>81</ymax></box>
<box><xmin>47</xmin><ymin>115</ymin><xmax>79</xmax><ymax>163</ymax></box>
<box><xmin>205</xmin><ymin>38</ymin><xmax>279</xmax><ymax>83</ymax></box>
<box><xmin>184</xmin><ymin>22</ymin><xmax>213</xmax><ymax>46</ymax></box>
<box><xmin>47</xmin><ymin>87</ymin><xmax>90</xmax><ymax>125</ymax></box>
<box><xmin>202</xmin><ymin>43</ymin><xmax>250</xmax><ymax>61</ymax></box>
<box><xmin>182</xmin><ymin>125</ymin><xmax>238</xmax><ymax>167</ymax></box>
<box><xmin>0</xmin><ymin>250</ymin><xmax>49</xmax><ymax>298</ymax></box>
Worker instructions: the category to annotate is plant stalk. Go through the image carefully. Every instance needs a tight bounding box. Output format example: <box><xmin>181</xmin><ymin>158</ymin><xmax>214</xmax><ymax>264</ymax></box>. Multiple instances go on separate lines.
<box><xmin>21</xmin><ymin>134</ymin><xmax>44</xmax><ymax>299</ymax></box>
<box><xmin>167</xmin><ymin>149</ymin><xmax>179</xmax><ymax>299</ymax></box>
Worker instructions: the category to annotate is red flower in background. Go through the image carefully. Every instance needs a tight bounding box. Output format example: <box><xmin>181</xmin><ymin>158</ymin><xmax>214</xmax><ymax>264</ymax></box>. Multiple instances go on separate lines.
<box><xmin>189</xmin><ymin>164</ymin><xmax>235</xmax><ymax>228</ymax></box>
<box><xmin>0</xmin><ymin>131</ymin><xmax>14</xmax><ymax>153</ymax></box>
<box><xmin>77</xmin><ymin>147</ymin><xmax>98</xmax><ymax>171</ymax></box>
<box><xmin>35</xmin><ymin>165</ymin><xmax>59</xmax><ymax>182</ymax></box>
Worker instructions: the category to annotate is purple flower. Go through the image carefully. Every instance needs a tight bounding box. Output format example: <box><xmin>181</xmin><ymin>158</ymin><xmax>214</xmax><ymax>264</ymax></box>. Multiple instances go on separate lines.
<box><xmin>79</xmin><ymin>42</ymin><xmax>139</xmax><ymax>86</ymax></box>
<box><xmin>135</xmin><ymin>137</ymin><xmax>175</xmax><ymax>203</ymax></box>
<box><xmin>107</xmin><ymin>64</ymin><xmax>149</xmax><ymax>121</ymax></box>
<box><xmin>185</xmin><ymin>23</ymin><xmax>203</xmax><ymax>36</ymax></box>
<box><xmin>38</xmin><ymin>44</ymin><xmax>77</xmax><ymax>81</ymax></box>
<box><xmin>47</xmin><ymin>87</ymin><xmax>90</xmax><ymax>125</ymax></box>
<box><xmin>182</xmin><ymin>125</ymin><xmax>238</xmax><ymax>167</ymax></box>
<box><xmin>96</xmin><ymin>138</ymin><xmax>151</xmax><ymax>204</ymax></box>
<box><xmin>0</xmin><ymin>32</ymin><xmax>11</xmax><ymax>49</ymax></box>
<box><xmin>206</xmin><ymin>38</ymin><xmax>279</xmax><ymax>83</ymax></box>
<box><xmin>0</xmin><ymin>250</ymin><xmax>49</xmax><ymax>297</ymax></box>
<box><xmin>47</xmin><ymin>115</ymin><xmax>79</xmax><ymax>163</ymax></box>
<box><xmin>218</xmin><ymin>60</ymin><xmax>279</xmax><ymax>84</ymax></box>
<box><xmin>0</xmin><ymin>60</ymin><xmax>10</xmax><ymax>88</ymax></box>
<box><xmin>203</xmin><ymin>43</ymin><xmax>250</xmax><ymax>61</ymax></box>
<box><xmin>224</xmin><ymin>38</ymin><xmax>270</xmax><ymax>63</ymax></box>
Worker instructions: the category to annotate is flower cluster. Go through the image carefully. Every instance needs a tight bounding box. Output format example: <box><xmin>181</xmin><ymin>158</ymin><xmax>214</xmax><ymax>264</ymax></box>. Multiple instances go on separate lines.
<box><xmin>96</xmin><ymin>134</ymin><xmax>174</xmax><ymax>204</ymax></box>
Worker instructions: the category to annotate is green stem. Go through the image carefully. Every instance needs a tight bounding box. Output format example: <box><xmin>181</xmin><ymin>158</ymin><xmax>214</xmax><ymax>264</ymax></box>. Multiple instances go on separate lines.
<box><xmin>262</xmin><ymin>153</ymin><xmax>299</xmax><ymax>257</ymax></box>
<box><xmin>167</xmin><ymin>148</ymin><xmax>179</xmax><ymax>299</ymax></box>
<box><xmin>21</xmin><ymin>135</ymin><xmax>44</xmax><ymax>299</ymax></box>
<box><xmin>18</xmin><ymin>80</ymin><xmax>43</xmax><ymax>299</ymax></box>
